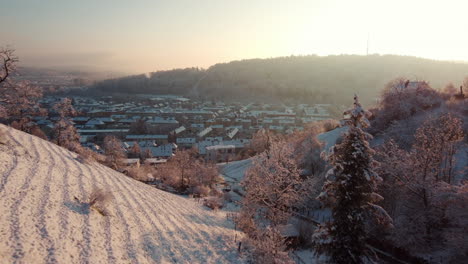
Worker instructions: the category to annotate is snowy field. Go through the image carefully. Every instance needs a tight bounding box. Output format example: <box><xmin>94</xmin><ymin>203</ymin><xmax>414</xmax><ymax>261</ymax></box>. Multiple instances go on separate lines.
<box><xmin>0</xmin><ymin>125</ymin><xmax>244</xmax><ymax>264</ymax></box>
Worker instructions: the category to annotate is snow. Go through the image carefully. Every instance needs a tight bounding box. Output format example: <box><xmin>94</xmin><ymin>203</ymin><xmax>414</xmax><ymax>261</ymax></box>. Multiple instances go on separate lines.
<box><xmin>0</xmin><ymin>125</ymin><xmax>244</xmax><ymax>264</ymax></box>
<box><xmin>317</xmin><ymin>126</ymin><xmax>348</xmax><ymax>152</ymax></box>
<box><xmin>218</xmin><ymin>158</ymin><xmax>253</xmax><ymax>184</ymax></box>
<box><xmin>291</xmin><ymin>249</ymin><xmax>327</xmax><ymax>264</ymax></box>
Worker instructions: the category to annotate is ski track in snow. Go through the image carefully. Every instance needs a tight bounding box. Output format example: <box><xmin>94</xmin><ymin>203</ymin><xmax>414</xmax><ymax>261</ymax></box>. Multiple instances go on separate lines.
<box><xmin>46</xmin><ymin>143</ymin><xmax>71</xmax><ymax>241</ymax></box>
<box><xmin>57</xmin><ymin>145</ymin><xmax>122</xmax><ymax>264</ymax></box>
<box><xmin>9</xmin><ymin>131</ymin><xmax>42</xmax><ymax>262</ymax></box>
<box><xmin>35</xmin><ymin>136</ymin><xmax>58</xmax><ymax>264</ymax></box>
<box><xmin>94</xmin><ymin>164</ymin><xmax>143</xmax><ymax>263</ymax></box>
<box><xmin>0</xmin><ymin>130</ymin><xmax>19</xmax><ymax>196</ymax></box>
<box><xmin>0</xmin><ymin>125</ymin><xmax>244</xmax><ymax>264</ymax></box>
<box><xmin>100</xmin><ymin>164</ymin><xmax>199</xmax><ymax>262</ymax></box>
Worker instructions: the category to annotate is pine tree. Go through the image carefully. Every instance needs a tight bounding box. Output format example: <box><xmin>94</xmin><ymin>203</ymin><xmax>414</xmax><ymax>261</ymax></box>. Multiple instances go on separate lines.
<box><xmin>312</xmin><ymin>95</ymin><xmax>392</xmax><ymax>264</ymax></box>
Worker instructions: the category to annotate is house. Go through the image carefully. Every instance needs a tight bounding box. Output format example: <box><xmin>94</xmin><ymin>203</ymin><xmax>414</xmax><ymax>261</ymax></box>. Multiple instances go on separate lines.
<box><xmin>148</xmin><ymin>143</ymin><xmax>177</xmax><ymax>158</ymax></box>
<box><xmin>77</xmin><ymin>129</ymin><xmax>129</xmax><ymax>137</ymax></box>
<box><xmin>206</xmin><ymin>145</ymin><xmax>236</xmax><ymax>162</ymax></box>
<box><xmin>197</xmin><ymin>127</ymin><xmax>213</xmax><ymax>139</ymax></box>
<box><xmin>126</xmin><ymin>134</ymin><xmax>168</xmax><ymax>145</ymax></box>
<box><xmin>226</xmin><ymin>128</ymin><xmax>239</xmax><ymax>139</ymax></box>
<box><xmin>144</xmin><ymin>158</ymin><xmax>167</xmax><ymax>165</ymax></box>
<box><xmin>176</xmin><ymin>137</ymin><xmax>197</xmax><ymax>148</ymax></box>
<box><xmin>85</xmin><ymin>118</ymin><xmax>105</xmax><ymax>128</ymax></box>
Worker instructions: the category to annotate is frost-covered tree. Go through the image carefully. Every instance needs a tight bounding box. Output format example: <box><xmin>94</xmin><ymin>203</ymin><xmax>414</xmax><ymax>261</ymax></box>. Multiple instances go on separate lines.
<box><xmin>53</xmin><ymin>97</ymin><xmax>77</xmax><ymax>118</ymax></box>
<box><xmin>414</xmin><ymin>113</ymin><xmax>464</xmax><ymax>184</ymax></box>
<box><xmin>53</xmin><ymin>98</ymin><xmax>79</xmax><ymax>150</ymax></box>
<box><xmin>128</xmin><ymin>141</ymin><xmax>142</xmax><ymax>159</ymax></box>
<box><xmin>371</xmin><ymin>78</ymin><xmax>442</xmax><ymax>134</ymax></box>
<box><xmin>248</xmin><ymin>226</ymin><xmax>294</xmax><ymax>264</ymax></box>
<box><xmin>249</xmin><ymin>129</ymin><xmax>282</xmax><ymax>156</ymax></box>
<box><xmin>241</xmin><ymin>141</ymin><xmax>302</xmax><ymax>227</ymax></box>
<box><xmin>0</xmin><ymin>48</ymin><xmax>45</xmax><ymax>126</ymax></box>
<box><xmin>0</xmin><ymin>47</ymin><xmax>17</xmax><ymax>86</ymax></box>
<box><xmin>442</xmin><ymin>82</ymin><xmax>458</xmax><ymax>96</ymax></box>
<box><xmin>53</xmin><ymin>119</ymin><xmax>80</xmax><ymax>149</ymax></box>
<box><xmin>103</xmin><ymin>135</ymin><xmax>126</xmax><ymax>170</ymax></box>
<box><xmin>388</xmin><ymin>114</ymin><xmax>464</xmax><ymax>248</ymax></box>
<box><xmin>312</xmin><ymin>95</ymin><xmax>392</xmax><ymax>264</ymax></box>
<box><xmin>2</xmin><ymin>80</ymin><xmax>45</xmax><ymax>130</ymax></box>
<box><xmin>374</xmin><ymin>139</ymin><xmax>409</xmax><ymax>218</ymax></box>
<box><xmin>168</xmin><ymin>149</ymin><xmax>195</xmax><ymax>191</ymax></box>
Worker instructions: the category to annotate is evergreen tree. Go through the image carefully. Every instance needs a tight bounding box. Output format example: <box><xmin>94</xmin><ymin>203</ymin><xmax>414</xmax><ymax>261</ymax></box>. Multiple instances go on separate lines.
<box><xmin>312</xmin><ymin>95</ymin><xmax>392</xmax><ymax>264</ymax></box>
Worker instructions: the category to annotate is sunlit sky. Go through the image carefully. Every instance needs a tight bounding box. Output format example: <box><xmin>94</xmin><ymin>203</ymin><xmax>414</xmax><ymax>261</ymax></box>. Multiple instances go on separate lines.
<box><xmin>1</xmin><ymin>0</ymin><xmax>468</xmax><ymax>73</ymax></box>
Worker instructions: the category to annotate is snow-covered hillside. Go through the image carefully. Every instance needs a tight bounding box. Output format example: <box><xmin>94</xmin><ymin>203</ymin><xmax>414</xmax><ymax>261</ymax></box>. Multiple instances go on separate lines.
<box><xmin>317</xmin><ymin>126</ymin><xmax>347</xmax><ymax>152</ymax></box>
<box><xmin>219</xmin><ymin>159</ymin><xmax>252</xmax><ymax>184</ymax></box>
<box><xmin>0</xmin><ymin>125</ymin><xmax>243</xmax><ymax>264</ymax></box>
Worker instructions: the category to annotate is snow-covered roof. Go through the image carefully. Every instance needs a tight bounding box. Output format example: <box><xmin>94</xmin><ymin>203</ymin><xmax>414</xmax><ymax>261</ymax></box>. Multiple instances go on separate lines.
<box><xmin>126</xmin><ymin>135</ymin><xmax>168</xmax><ymax>140</ymax></box>
<box><xmin>197</xmin><ymin>127</ymin><xmax>213</xmax><ymax>138</ymax></box>
<box><xmin>147</xmin><ymin>117</ymin><xmax>179</xmax><ymax>124</ymax></box>
<box><xmin>173</xmin><ymin>126</ymin><xmax>186</xmax><ymax>134</ymax></box>
<box><xmin>176</xmin><ymin>137</ymin><xmax>196</xmax><ymax>144</ymax></box>
<box><xmin>77</xmin><ymin>129</ymin><xmax>129</xmax><ymax>133</ymax></box>
<box><xmin>206</xmin><ymin>145</ymin><xmax>236</xmax><ymax>151</ymax></box>
<box><xmin>226</xmin><ymin>128</ymin><xmax>239</xmax><ymax>139</ymax></box>
<box><xmin>85</xmin><ymin>119</ymin><xmax>105</xmax><ymax>126</ymax></box>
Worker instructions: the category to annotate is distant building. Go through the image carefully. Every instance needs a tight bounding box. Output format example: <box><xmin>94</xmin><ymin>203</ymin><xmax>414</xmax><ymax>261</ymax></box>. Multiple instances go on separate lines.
<box><xmin>206</xmin><ymin>145</ymin><xmax>236</xmax><ymax>162</ymax></box>
<box><xmin>126</xmin><ymin>134</ymin><xmax>168</xmax><ymax>145</ymax></box>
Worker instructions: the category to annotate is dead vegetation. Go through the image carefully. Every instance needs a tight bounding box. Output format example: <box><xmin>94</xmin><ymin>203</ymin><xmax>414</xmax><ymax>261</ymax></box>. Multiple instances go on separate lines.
<box><xmin>87</xmin><ymin>187</ymin><xmax>113</xmax><ymax>216</ymax></box>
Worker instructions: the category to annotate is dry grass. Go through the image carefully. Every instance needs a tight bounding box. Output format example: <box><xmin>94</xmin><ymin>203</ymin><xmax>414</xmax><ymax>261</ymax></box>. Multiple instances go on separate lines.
<box><xmin>88</xmin><ymin>187</ymin><xmax>113</xmax><ymax>216</ymax></box>
<box><xmin>0</xmin><ymin>128</ymin><xmax>6</xmax><ymax>145</ymax></box>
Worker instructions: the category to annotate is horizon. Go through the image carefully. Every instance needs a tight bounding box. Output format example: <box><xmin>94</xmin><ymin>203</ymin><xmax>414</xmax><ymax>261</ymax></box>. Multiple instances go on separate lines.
<box><xmin>17</xmin><ymin>53</ymin><xmax>468</xmax><ymax>76</ymax></box>
<box><xmin>2</xmin><ymin>0</ymin><xmax>468</xmax><ymax>74</ymax></box>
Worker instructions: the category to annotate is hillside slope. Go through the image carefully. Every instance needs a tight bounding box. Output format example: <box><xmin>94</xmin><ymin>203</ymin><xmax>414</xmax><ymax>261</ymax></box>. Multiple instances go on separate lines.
<box><xmin>0</xmin><ymin>125</ymin><xmax>243</xmax><ymax>264</ymax></box>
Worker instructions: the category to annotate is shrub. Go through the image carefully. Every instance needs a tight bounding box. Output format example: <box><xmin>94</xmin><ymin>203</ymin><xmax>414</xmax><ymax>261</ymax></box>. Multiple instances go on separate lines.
<box><xmin>88</xmin><ymin>187</ymin><xmax>113</xmax><ymax>216</ymax></box>
<box><xmin>30</xmin><ymin>126</ymin><xmax>47</xmax><ymax>140</ymax></box>
<box><xmin>126</xmin><ymin>164</ymin><xmax>155</xmax><ymax>181</ymax></box>
<box><xmin>153</xmin><ymin>151</ymin><xmax>220</xmax><ymax>196</ymax></box>
<box><xmin>103</xmin><ymin>135</ymin><xmax>126</xmax><ymax>170</ymax></box>
<box><xmin>203</xmin><ymin>196</ymin><xmax>223</xmax><ymax>210</ymax></box>
<box><xmin>371</xmin><ymin>78</ymin><xmax>443</xmax><ymax>134</ymax></box>
<box><xmin>191</xmin><ymin>185</ymin><xmax>210</xmax><ymax>197</ymax></box>
<box><xmin>247</xmin><ymin>227</ymin><xmax>294</xmax><ymax>264</ymax></box>
<box><xmin>75</xmin><ymin>145</ymin><xmax>101</xmax><ymax>164</ymax></box>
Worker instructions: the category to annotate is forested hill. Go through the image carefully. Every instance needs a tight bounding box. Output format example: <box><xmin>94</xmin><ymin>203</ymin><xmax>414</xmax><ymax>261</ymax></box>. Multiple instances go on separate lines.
<box><xmin>87</xmin><ymin>55</ymin><xmax>468</xmax><ymax>105</ymax></box>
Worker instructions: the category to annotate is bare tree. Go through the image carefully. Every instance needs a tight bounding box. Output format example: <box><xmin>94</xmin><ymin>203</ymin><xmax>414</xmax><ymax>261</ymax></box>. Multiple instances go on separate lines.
<box><xmin>0</xmin><ymin>48</ymin><xmax>45</xmax><ymax>126</ymax></box>
<box><xmin>241</xmin><ymin>140</ymin><xmax>302</xmax><ymax>226</ymax></box>
<box><xmin>103</xmin><ymin>135</ymin><xmax>126</xmax><ymax>170</ymax></box>
<box><xmin>0</xmin><ymin>47</ymin><xmax>18</xmax><ymax>85</ymax></box>
<box><xmin>53</xmin><ymin>98</ymin><xmax>80</xmax><ymax>150</ymax></box>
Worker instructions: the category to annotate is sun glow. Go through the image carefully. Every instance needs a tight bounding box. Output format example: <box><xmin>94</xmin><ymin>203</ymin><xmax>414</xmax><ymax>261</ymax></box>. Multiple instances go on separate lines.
<box><xmin>1</xmin><ymin>0</ymin><xmax>468</xmax><ymax>73</ymax></box>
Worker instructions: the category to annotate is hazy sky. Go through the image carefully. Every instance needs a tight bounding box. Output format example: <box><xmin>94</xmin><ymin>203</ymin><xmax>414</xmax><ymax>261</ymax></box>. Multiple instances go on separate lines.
<box><xmin>1</xmin><ymin>0</ymin><xmax>468</xmax><ymax>73</ymax></box>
